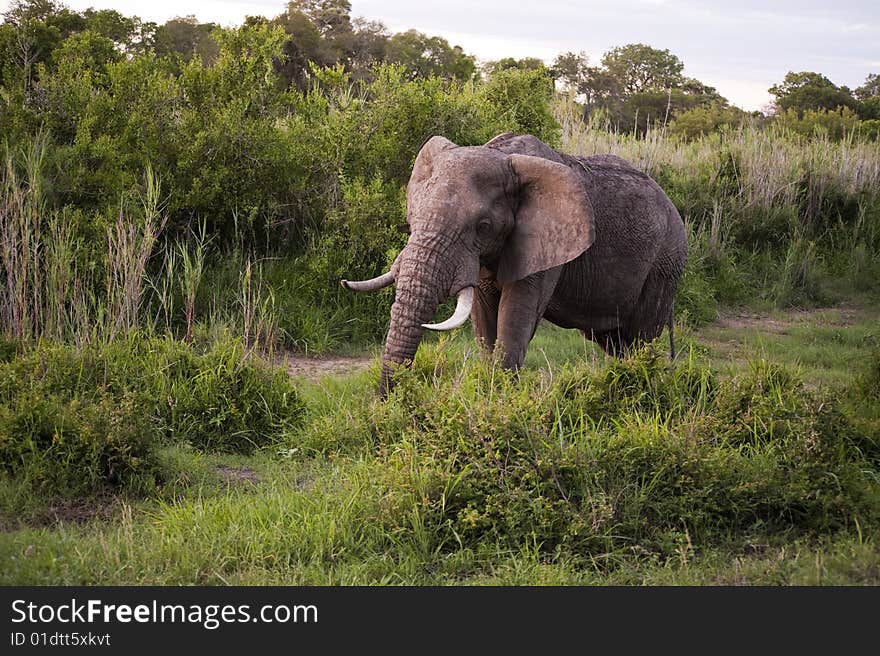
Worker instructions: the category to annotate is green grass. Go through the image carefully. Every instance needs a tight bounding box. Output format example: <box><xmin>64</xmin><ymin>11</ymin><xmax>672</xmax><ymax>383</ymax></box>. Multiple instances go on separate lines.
<box><xmin>694</xmin><ymin>303</ymin><xmax>880</xmax><ymax>387</ymax></box>
<box><xmin>3</xmin><ymin>449</ymin><xmax>877</xmax><ymax>585</ymax></box>
<box><xmin>3</xmin><ymin>36</ymin><xmax>880</xmax><ymax>586</ymax></box>
<box><xmin>2</xmin><ymin>298</ymin><xmax>878</xmax><ymax>585</ymax></box>
<box><xmin>2</xmin><ymin>454</ymin><xmax>877</xmax><ymax>585</ymax></box>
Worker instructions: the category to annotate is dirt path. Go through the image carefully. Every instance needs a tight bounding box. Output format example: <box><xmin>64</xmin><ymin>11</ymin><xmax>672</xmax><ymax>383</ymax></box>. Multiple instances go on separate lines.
<box><xmin>280</xmin><ymin>353</ymin><xmax>374</xmax><ymax>381</ymax></box>
<box><xmin>277</xmin><ymin>304</ymin><xmax>873</xmax><ymax>381</ymax></box>
<box><xmin>693</xmin><ymin>304</ymin><xmax>873</xmax><ymax>366</ymax></box>
<box><xmin>709</xmin><ymin>305</ymin><xmax>864</xmax><ymax>334</ymax></box>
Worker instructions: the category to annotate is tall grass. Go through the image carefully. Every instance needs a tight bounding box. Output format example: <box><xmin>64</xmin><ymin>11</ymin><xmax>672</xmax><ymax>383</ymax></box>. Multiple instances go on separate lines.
<box><xmin>560</xmin><ymin>99</ymin><xmax>880</xmax><ymax>208</ymax></box>
<box><xmin>176</xmin><ymin>220</ymin><xmax>209</xmax><ymax>344</ymax></box>
<box><xmin>1</xmin><ymin>141</ymin><xmax>168</xmax><ymax>345</ymax></box>
<box><xmin>105</xmin><ymin>167</ymin><xmax>167</xmax><ymax>342</ymax></box>
<box><xmin>0</xmin><ymin>141</ymin><xmax>284</xmax><ymax>352</ymax></box>
<box><xmin>557</xmin><ymin>99</ymin><xmax>880</xmax><ymax>317</ymax></box>
<box><xmin>239</xmin><ymin>257</ymin><xmax>281</xmax><ymax>357</ymax></box>
<box><xmin>560</xmin><ymin>98</ymin><xmax>880</xmax><ymax>243</ymax></box>
<box><xmin>1</xmin><ymin>135</ymin><xmax>47</xmax><ymax>342</ymax></box>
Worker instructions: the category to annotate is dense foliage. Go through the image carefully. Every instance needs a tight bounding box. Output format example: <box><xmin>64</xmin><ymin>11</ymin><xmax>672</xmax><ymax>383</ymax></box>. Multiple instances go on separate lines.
<box><xmin>0</xmin><ymin>335</ymin><xmax>306</xmax><ymax>496</ymax></box>
<box><xmin>1</xmin><ymin>1</ymin><xmax>878</xmax><ymax>353</ymax></box>
<box><xmin>294</xmin><ymin>342</ymin><xmax>879</xmax><ymax>560</ymax></box>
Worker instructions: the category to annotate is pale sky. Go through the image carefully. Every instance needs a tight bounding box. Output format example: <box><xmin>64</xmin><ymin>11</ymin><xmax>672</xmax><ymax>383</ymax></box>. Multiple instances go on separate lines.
<box><xmin>3</xmin><ymin>0</ymin><xmax>879</xmax><ymax>111</ymax></box>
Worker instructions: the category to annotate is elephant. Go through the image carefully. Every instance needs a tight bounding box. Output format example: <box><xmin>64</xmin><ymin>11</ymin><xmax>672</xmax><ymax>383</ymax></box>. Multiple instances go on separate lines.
<box><xmin>341</xmin><ymin>132</ymin><xmax>688</xmax><ymax>397</ymax></box>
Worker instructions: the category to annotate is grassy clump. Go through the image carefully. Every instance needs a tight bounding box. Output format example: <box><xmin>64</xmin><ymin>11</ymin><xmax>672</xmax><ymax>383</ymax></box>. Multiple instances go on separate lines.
<box><xmin>2</xmin><ymin>329</ymin><xmax>879</xmax><ymax>585</ymax></box>
<box><xmin>0</xmin><ymin>389</ymin><xmax>158</xmax><ymax>498</ymax></box>
<box><xmin>308</xmin><ymin>343</ymin><xmax>879</xmax><ymax>562</ymax></box>
<box><xmin>857</xmin><ymin>348</ymin><xmax>880</xmax><ymax>405</ymax></box>
<box><xmin>0</xmin><ymin>335</ymin><xmax>306</xmax><ymax>497</ymax></box>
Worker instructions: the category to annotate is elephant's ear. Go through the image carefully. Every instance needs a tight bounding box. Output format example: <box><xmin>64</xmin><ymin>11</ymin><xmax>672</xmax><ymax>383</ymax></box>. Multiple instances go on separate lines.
<box><xmin>497</xmin><ymin>154</ymin><xmax>595</xmax><ymax>284</ymax></box>
<box><xmin>408</xmin><ymin>136</ymin><xmax>457</xmax><ymax>189</ymax></box>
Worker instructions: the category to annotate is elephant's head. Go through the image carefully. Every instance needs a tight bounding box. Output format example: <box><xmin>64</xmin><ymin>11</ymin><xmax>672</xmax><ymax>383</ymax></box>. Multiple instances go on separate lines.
<box><xmin>342</xmin><ymin>135</ymin><xmax>596</xmax><ymax>396</ymax></box>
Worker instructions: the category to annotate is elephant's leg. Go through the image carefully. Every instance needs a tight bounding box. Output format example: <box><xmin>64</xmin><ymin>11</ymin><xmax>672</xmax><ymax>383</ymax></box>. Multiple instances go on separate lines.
<box><xmin>496</xmin><ymin>267</ymin><xmax>562</xmax><ymax>369</ymax></box>
<box><xmin>472</xmin><ymin>267</ymin><xmax>501</xmax><ymax>353</ymax></box>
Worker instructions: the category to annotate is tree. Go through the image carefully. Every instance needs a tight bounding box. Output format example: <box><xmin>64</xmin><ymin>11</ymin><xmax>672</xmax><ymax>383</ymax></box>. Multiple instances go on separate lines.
<box><xmin>768</xmin><ymin>71</ymin><xmax>857</xmax><ymax>116</ymax></box>
<box><xmin>272</xmin><ymin>6</ymin><xmax>330</xmax><ymax>89</ymax></box>
<box><xmin>485</xmin><ymin>57</ymin><xmax>546</xmax><ymax>77</ymax></box>
<box><xmin>856</xmin><ymin>73</ymin><xmax>880</xmax><ymax>120</ymax></box>
<box><xmin>578</xmin><ymin>65</ymin><xmax>622</xmax><ymax>108</ymax></box>
<box><xmin>600</xmin><ymin>43</ymin><xmax>684</xmax><ymax>94</ymax></box>
<box><xmin>385</xmin><ymin>30</ymin><xmax>475</xmax><ymax>81</ymax></box>
<box><xmin>566</xmin><ymin>43</ymin><xmax>725</xmax><ymax>133</ymax></box>
<box><xmin>287</xmin><ymin>0</ymin><xmax>352</xmax><ymax>38</ymax></box>
<box><xmin>154</xmin><ymin>15</ymin><xmax>220</xmax><ymax>64</ymax></box>
<box><xmin>680</xmin><ymin>77</ymin><xmax>723</xmax><ymax>104</ymax></box>
<box><xmin>273</xmin><ymin>1</ymin><xmax>388</xmax><ymax>88</ymax></box>
<box><xmin>50</xmin><ymin>28</ymin><xmax>120</xmax><ymax>75</ymax></box>
<box><xmin>345</xmin><ymin>18</ymin><xmax>389</xmax><ymax>80</ymax></box>
<box><xmin>551</xmin><ymin>51</ymin><xmax>588</xmax><ymax>92</ymax></box>
<box><xmin>855</xmin><ymin>73</ymin><xmax>880</xmax><ymax>100</ymax></box>
<box><xmin>1</xmin><ymin>0</ymin><xmax>85</xmax><ymax>92</ymax></box>
<box><xmin>82</xmin><ymin>8</ymin><xmax>136</xmax><ymax>49</ymax></box>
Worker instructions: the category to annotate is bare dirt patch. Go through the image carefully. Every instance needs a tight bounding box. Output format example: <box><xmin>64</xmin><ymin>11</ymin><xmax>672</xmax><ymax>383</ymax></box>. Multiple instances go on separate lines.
<box><xmin>216</xmin><ymin>465</ymin><xmax>260</xmax><ymax>485</ymax></box>
<box><xmin>712</xmin><ymin>305</ymin><xmax>864</xmax><ymax>334</ymax></box>
<box><xmin>281</xmin><ymin>353</ymin><xmax>374</xmax><ymax>381</ymax></box>
<box><xmin>2</xmin><ymin>495</ymin><xmax>125</xmax><ymax>531</ymax></box>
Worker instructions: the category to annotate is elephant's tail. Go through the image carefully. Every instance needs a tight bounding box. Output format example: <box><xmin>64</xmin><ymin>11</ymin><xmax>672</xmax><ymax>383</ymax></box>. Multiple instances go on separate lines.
<box><xmin>668</xmin><ymin>302</ymin><xmax>676</xmax><ymax>360</ymax></box>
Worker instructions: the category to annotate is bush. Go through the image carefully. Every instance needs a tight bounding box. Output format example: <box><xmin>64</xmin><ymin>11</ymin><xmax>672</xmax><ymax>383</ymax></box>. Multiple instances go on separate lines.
<box><xmin>0</xmin><ymin>336</ymin><xmax>307</xmax><ymax>462</ymax></box>
<box><xmin>306</xmin><ymin>345</ymin><xmax>880</xmax><ymax>559</ymax></box>
<box><xmin>157</xmin><ymin>339</ymin><xmax>306</xmax><ymax>453</ymax></box>
<box><xmin>479</xmin><ymin>67</ymin><xmax>560</xmax><ymax>146</ymax></box>
<box><xmin>669</xmin><ymin>104</ymin><xmax>748</xmax><ymax>141</ymax></box>
<box><xmin>0</xmin><ymin>389</ymin><xmax>158</xmax><ymax>497</ymax></box>
<box><xmin>773</xmin><ymin>107</ymin><xmax>862</xmax><ymax>141</ymax></box>
<box><xmin>856</xmin><ymin>348</ymin><xmax>880</xmax><ymax>406</ymax></box>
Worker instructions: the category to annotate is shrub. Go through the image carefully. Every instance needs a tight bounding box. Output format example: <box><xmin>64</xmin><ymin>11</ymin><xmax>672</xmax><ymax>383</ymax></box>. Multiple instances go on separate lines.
<box><xmin>157</xmin><ymin>339</ymin><xmax>306</xmax><ymax>453</ymax></box>
<box><xmin>479</xmin><ymin>67</ymin><xmax>560</xmax><ymax>146</ymax></box>
<box><xmin>0</xmin><ymin>336</ymin><xmax>307</xmax><ymax>460</ymax></box>
<box><xmin>669</xmin><ymin>104</ymin><xmax>748</xmax><ymax>141</ymax></box>
<box><xmin>0</xmin><ymin>339</ymin><xmax>17</xmax><ymax>363</ymax></box>
<box><xmin>856</xmin><ymin>348</ymin><xmax>880</xmax><ymax>406</ymax></box>
<box><xmin>312</xmin><ymin>345</ymin><xmax>880</xmax><ymax>559</ymax></box>
<box><xmin>0</xmin><ymin>389</ymin><xmax>159</xmax><ymax>497</ymax></box>
<box><xmin>773</xmin><ymin>107</ymin><xmax>862</xmax><ymax>141</ymax></box>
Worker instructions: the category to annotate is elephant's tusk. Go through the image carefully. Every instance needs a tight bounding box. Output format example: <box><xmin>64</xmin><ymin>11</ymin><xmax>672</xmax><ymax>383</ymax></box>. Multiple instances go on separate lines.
<box><xmin>422</xmin><ymin>287</ymin><xmax>474</xmax><ymax>331</ymax></box>
<box><xmin>340</xmin><ymin>271</ymin><xmax>396</xmax><ymax>292</ymax></box>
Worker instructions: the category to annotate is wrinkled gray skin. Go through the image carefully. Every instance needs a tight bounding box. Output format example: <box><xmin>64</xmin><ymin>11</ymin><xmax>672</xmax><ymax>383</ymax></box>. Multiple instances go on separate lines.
<box><xmin>360</xmin><ymin>132</ymin><xmax>687</xmax><ymax>397</ymax></box>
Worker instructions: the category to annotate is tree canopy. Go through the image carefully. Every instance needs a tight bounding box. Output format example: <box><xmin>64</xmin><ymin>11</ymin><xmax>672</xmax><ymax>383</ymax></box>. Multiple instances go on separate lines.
<box><xmin>600</xmin><ymin>43</ymin><xmax>684</xmax><ymax>95</ymax></box>
<box><xmin>551</xmin><ymin>43</ymin><xmax>729</xmax><ymax>133</ymax></box>
<box><xmin>1</xmin><ymin>0</ymin><xmax>877</xmax><ymax>140</ymax></box>
<box><xmin>385</xmin><ymin>30</ymin><xmax>475</xmax><ymax>81</ymax></box>
<box><xmin>769</xmin><ymin>71</ymin><xmax>858</xmax><ymax>115</ymax></box>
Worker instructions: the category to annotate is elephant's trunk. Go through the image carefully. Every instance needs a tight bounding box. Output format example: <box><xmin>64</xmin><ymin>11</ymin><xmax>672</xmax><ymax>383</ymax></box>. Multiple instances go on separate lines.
<box><xmin>379</xmin><ymin>240</ymin><xmax>477</xmax><ymax>397</ymax></box>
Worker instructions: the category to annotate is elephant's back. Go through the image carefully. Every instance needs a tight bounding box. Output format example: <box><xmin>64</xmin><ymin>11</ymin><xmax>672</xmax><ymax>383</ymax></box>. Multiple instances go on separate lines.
<box><xmin>485</xmin><ymin>132</ymin><xmax>568</xmax><ymax>164</ymax></box>
<box><xmin>570</xmin><ymin>154</ymin><xmax>668</xmax><ymax>202</ymax></box>
<box><xmin>573</xmin><ymin>153</ymin><xmax>649</xmax><ymax>177</ymax></box>
<box><xmin>546</xmin><ymin>152</ymin><xmax>686</xmax><ymax>332</ymax></box>
<box><xmin>571</xmin><ymin>153</ymin><xmax>683</xmax><ymax>250</ymax></box>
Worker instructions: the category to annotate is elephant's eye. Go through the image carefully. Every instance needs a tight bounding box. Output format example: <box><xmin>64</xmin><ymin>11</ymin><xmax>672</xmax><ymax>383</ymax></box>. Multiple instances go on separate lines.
<box><xmin>476</xmin><ymin>220</ymin><xmax>491</xmax><ymax>237</ymax></box>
